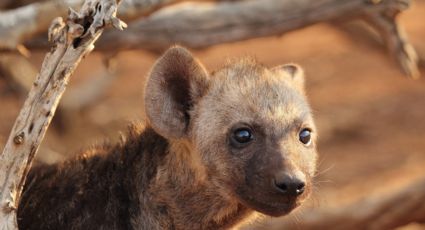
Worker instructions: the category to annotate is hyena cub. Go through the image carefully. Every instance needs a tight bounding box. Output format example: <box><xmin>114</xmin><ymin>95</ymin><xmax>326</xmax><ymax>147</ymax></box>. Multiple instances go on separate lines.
<box><xmin>18</xmin><ymin>46</ymin><xmax>318</xmax><ymax>229</ymax></box>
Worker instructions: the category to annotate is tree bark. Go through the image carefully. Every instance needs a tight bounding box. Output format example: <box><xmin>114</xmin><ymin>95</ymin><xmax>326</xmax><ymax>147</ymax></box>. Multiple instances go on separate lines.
<box><xmin>24</xmin><ymin>0</ymin><xmax>419</xmax><ymax>78</ymax></box>
<box><xmin>0</xmin><ymin>0</ymin><xmax>125</xmax><ymax>228</ymax></box>
<box><xmin>0</xmin><ymin>0</ymin><xmax>180</xmax><ymax>50</ymax></box>
<box><xmin>0</xmin><ymin>0</ymin><xmax>48</xmax><ymax>9</ymax></box>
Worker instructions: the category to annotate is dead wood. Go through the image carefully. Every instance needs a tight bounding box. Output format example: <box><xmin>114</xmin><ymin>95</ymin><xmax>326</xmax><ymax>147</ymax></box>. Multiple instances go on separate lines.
<box><xmin>333</xmin><ymin>17</ymin><xmax>420</xmax><ymax>79</ymax></box>
<box><xmin>0</xmin><ymin>0</ymin><xmax>48</xmax><ymax>9</ymax></box>
<box><xmin>0</xmin><ymin>0</ymin><xmax>180</xmax><ymax>51</ymax></box>
<box><xmin>0</xmin><ymin>0</ymin><xmax>125</xmax><ymax>228</ymax></box>
<box><xmin>0</xmin><ymin>1</ymin><xmax>76</xmax><ymax>50</ymax></box>
<box><xmin>24</xmin><ymin>0</ymin><xmax>419</xmax><ymax>78</ymax></box>
<box><xmin>362</xmin><ymin>2</ymin><xmax>419</xmax><ymax>78</ymax></box>
<box><xmin>0</xmin><ymin>0</ymin><xmax>181</xmax><ymax>10</ymax></box>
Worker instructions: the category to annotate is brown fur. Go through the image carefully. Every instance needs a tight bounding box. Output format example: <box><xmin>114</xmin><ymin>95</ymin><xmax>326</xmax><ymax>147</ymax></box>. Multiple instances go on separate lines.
<box><xmin>18</xmin><ymin>46</ymin><xmax>318</xmax><ymax>229</ymax></box>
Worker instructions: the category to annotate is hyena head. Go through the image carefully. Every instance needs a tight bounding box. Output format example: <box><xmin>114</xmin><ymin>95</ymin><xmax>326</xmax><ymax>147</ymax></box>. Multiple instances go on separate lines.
<box><xmin>144</xmin><ymin>46</ymin><xmax>318</xmax><ymax>216</ymax></box>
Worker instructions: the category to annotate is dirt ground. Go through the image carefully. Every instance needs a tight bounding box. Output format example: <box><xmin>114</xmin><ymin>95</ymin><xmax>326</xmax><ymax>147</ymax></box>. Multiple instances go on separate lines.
<box><xmin>1</xmin><ymin>1</ymin><xmax>425</xmax><ymax>229</ymax></box>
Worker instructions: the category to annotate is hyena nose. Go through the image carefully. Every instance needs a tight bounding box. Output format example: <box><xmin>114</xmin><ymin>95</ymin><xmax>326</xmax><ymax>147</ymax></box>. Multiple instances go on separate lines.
<box><xmin>274</xmin><ymin>172</ymin><xmax>305</xmax><ymax>196</ymax></box>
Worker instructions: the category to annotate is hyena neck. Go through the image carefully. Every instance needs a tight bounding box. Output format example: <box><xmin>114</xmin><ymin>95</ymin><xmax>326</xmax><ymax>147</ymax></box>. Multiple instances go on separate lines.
<box><xmin>140</xmin><ymin>138</ymin><xmax>255</xmax><ymax>229</ymax></box>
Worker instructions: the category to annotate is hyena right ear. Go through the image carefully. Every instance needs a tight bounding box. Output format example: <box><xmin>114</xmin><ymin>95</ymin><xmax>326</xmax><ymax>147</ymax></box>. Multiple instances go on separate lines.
<box><xmin>144</xmin><ymin>46</ymin><xmax>210</xmax><ymax>139</ymax></box>
<box><xmin>272</xmin><ymin>63</ymin><xmax>305</xmax><ymax>93</ymax></box>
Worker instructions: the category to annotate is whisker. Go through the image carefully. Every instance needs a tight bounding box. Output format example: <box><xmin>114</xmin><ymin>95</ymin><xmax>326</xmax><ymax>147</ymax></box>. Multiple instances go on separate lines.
<box><xmin>314</xmin><ymin>163</ymin><xmax>335</xmax><ymax>178</ymax></box>
<box><xmin>290</xmin><ymin>212</ymin><xmax>302</xmax><ymax>229</ymax></box>
<box><xmin>317</xmin><ymin>154</ymin><xmax>328</xmax><ymax>168</ymax></box>
<box><xmin>308</xmin><ymin>184</ymin><xmax>327</xmax><ymax>209</ymax></box>
<box><xmin>309</xmin><ymin>194</ymin><xmax>323</xmax><ymax>208</ymax></box>
<box><xmin>314</xmin><ymin>179</ymin><xmax>335</xmax><ymax>186</ymax></box>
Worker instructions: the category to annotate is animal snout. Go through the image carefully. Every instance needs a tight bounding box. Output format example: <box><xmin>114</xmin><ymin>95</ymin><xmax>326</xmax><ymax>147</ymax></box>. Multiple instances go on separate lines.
<box><xmin>273</xmin><ymin>171</ymin><xmax>306</xmax><ymax>196</ymax></box>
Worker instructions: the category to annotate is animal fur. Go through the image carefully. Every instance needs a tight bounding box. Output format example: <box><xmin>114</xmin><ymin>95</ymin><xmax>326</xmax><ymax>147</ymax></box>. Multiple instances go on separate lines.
<box><xmin>18</xmin><ymin>46</ymin><xmax>318</xmax><ymax>230</ymax></box>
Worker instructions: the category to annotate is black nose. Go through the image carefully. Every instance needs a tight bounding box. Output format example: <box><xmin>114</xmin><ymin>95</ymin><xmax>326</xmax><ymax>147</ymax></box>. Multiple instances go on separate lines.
<box><xmin>274</xmin><ymin>172</ymin><xmax>305</xmax><ymax>196</ymax></box>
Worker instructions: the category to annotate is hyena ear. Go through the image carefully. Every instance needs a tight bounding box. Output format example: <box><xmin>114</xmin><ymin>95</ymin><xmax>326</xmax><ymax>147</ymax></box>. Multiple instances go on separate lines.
<box><xmin>144</xmin><ymin>46</ymin><xmax>210</xmax><ymax>139</ymax></box>
<box><xmin>272</xmin><ymin>63</ymin><xmax>305</xmax><ymax>93</ymax></box>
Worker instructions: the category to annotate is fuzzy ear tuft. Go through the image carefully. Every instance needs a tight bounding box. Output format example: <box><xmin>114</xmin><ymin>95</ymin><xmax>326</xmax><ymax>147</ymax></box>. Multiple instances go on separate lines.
<box><xmin>144</xmin><ymin>46</ymin><xmax>209</xmax><ymax>139</ymax></box>
<box><xmin>272</xmin><ymin>63</ymin><xmax>305</xmax><ymax>92</ymax></box>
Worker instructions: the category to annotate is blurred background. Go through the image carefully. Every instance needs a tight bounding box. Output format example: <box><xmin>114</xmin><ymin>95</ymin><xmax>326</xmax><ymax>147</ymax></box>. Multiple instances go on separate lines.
<box><xmin>1</xmin><ymin>0</ymin><xmax>425</xmax><ymax>229</ymax></box>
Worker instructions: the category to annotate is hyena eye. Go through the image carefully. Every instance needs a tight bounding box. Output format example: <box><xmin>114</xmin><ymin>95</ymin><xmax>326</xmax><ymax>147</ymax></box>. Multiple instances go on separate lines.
<box><xmin>299</xmin><ymin>128</ymin><xmax>312</xmax><ymax>146</ymax></box>
<box><xmin>232</xmin><ymin>128</ymin><xmax>254</xmax><ymax>145</ymax></box>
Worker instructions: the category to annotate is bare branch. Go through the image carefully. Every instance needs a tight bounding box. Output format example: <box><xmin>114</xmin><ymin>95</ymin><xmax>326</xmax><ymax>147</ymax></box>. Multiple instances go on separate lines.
<box><xmin>333</xmin><ymin>16</ymin><xmax>420</xmax><ymax>79</ymax></box>
<box><xmin>363</xmin><ymin>0</ymin><xmax>419</xmax><ymax>78</ymax></box>
<box><xmin>118</xmin><ymin>0</ymin><xmax>183</xmax><ymax>20</ymax></box>
<box><xmin>0</xmin><ymin>0</ymin><xmax>180</xmax><ymax>50</ymax></box>
<box><xmin>23</xmin><ymin>0</ymin><xmax>418</xmax><ymax>77</ymax></box>
<box><xmin>0</xmin><ymin>0</ymin><xmax>49</xmax><ymax>9</ymax></box>
<box><xmin>0</xmin><ymin>0</ymin><xmax>124</xmax><ymax>228</ymax></box>
<box><xmin>0</xmin><ymin>1</ymin><xmax>78</xmax><ymax>50</ymax></box>
<box><xmin>91</xmin><ymin>0</ymin><xmax>411</xmax><ymax>50</ymax></box>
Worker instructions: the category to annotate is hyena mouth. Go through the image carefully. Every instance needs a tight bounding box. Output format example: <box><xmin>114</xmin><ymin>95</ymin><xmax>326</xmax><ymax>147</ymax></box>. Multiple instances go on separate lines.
<box><xmin>237</xmin><ymin>189</ymin><xmax>305</xmax><ymax>217</ymax></box>
<box><xmin>252</xmin><ymin>198</ymin><xmax>300</xmax><ymax>217</ymax></box>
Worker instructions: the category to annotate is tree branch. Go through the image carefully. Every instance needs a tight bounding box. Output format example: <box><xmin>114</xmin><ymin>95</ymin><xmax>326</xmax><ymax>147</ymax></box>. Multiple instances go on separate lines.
<box><xmin>0</xmin><ymin>0</ymin><xmax>180</xmax><ymax>50</ymax></box>
<box><xmin>2</xmin><ymin>0</ymin><xmax>418</xmax><ymax>77</ymax></box>
<box><xmin>0</xmin><ymin>0</ymin><xmax>49</xmax><ymax>9</ymax></box>
<box><xmin>94</xmin><ymin>0</ymin><xmax>410</xmax><ymax>50</ymax></box>
<box><xmin>362</xmin><ymin>0</ymin><xmax>419</xmax><ymax>78</ymax></box>
<box><xmin>0</xmin><ymin>0</ymin><xmax>125</xmax><ymax>228</ymax></box>
<box><xmin>0</xmin><ymin>1</ymin><xmax>79</xmax><ymax>50</ymax></box>
<box><xmin>23</xmin><ymin>0</ymin><xmax>418</xmax><ymax>77</ymax></box>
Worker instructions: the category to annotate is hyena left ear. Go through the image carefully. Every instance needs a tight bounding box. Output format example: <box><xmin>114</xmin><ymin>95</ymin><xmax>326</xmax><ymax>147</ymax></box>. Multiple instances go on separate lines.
<box><xmin>144</xmin><ymin>46</ymin><xmax>210</xmax><ymax>139</ymax></box>
<box><xmin>272</xmin><ymin>63</ymin><xmax>305</xmax><ymax>93</ymax></box>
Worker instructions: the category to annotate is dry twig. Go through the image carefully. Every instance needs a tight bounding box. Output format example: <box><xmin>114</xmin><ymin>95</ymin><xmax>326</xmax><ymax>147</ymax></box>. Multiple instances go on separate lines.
<box><xmin>0</xmin><ymin>0</ymin><xmax>125</xmax><ymax>228</ymax></box>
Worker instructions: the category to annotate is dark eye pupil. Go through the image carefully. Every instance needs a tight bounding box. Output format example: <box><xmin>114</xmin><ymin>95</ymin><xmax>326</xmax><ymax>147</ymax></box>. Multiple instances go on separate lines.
<box><xmin>234</xmin><ymin>129</ymin><xmax>253</xmax><ymax>143</ymax></box>
<box><xmin>299</xmin><ymin>129</ymin><xmax>311</xmax><ymax>145</ymax></box>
